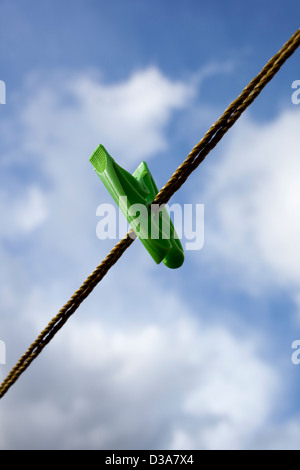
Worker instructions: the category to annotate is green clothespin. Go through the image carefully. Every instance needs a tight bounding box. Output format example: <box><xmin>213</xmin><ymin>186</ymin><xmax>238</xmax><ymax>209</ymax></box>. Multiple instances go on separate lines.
<box><xmin>90</xmin><ymin>145</ymin><xmax>184</xmax><ymax>269</ymax></box>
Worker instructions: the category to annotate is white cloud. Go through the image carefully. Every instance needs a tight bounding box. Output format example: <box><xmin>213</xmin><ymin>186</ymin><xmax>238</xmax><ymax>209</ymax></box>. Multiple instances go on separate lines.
<box><xmin>71</xmin><ymin>67</ymin><xmax>195</xmax><ymax>162</ymax></box>
<box><xmin>0</xmin><ymin>294</ymin><xmax>278</xmax><ymax>450</ymax></box>
<box><xmin>19</xmin><ymin>67</ymin><xmax>195</xmax><ymax>167</ymax></box>
<box><xmin>202</xmin><ymin>109</ymin><xmax>300</xmax><ymax>293</ymax></box>
<box><xmin>13</xmin><ymin>186</ymin><xmax>48</xmax><ymax>233</ymax></box>
<box><xmin>0</xmin><ymin>185</ymin><xmax>48</xmax><ymax>238</ymax></box>
<box><xmin>247</xmin><ymin>417</ymin><xmax>300</xmax><ymax>450</ymax></box>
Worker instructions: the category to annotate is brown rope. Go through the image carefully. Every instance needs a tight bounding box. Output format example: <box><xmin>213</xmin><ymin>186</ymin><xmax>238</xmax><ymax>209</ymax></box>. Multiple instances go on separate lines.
<box><xmin>1</xmin><ymin>29</ymin><xmax>300</xmax><ymax>399</ymax></box>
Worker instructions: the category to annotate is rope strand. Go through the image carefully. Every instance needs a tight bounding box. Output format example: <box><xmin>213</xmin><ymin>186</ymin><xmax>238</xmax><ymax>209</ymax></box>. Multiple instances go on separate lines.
<box><xmin>1</xmin><ymin>29</ymin><xmax>300</xmax><ymax>399</ymax></box>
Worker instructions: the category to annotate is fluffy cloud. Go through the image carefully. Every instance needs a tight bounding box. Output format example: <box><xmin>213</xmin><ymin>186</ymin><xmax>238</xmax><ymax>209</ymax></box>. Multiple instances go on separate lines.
<box><xmin>19</xmin><ymin>67</ymin><xmax>195</xmax><ymax>167</ymax></box>
<box><xmin>0</xmin><ymin>284</ymin><xmax>278</xmax><ymax>450</ymax></box>
<box><xmin>247</xmin><ymin>417</ymin><xmax>300</xmax><ymax>450</ymax></box>
<box><xmin>0</xmin><ymin>185</ymin><xmax>48</xmax><ymax>237</ymax></box>
<box><xmin>202</xmin><ymin>109</ymin><xmax>300</xmax><ymax>293</ymax></box>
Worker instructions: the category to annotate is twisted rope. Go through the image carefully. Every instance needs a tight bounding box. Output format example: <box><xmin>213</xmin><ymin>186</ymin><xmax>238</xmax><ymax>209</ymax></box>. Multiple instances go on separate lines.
<box><xmin>1</xmin><ymin>29</ymin><xmax>300</xmax><ymax>399</ymax></box>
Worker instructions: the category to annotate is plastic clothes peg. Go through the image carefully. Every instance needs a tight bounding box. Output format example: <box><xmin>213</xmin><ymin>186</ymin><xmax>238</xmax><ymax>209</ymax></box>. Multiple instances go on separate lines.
<box><xmin>90</xmin><ymin>145</ymin><xmax>184</xmax><ymax>269</ymax></box>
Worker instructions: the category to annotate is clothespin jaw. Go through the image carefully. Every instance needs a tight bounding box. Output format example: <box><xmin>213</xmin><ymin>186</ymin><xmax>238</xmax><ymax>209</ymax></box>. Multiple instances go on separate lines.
<box><xmin>90</xmin><ymin>145</ymin><xmax>184</xmax><ymax>269</ymax></box>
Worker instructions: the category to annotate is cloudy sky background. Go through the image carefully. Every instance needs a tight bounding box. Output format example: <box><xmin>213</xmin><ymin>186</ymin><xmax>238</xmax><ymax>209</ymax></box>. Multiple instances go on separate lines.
<box><xmin>0</xmin><ymin>0</ymin><xmax>300</xmax><ymax>449</ymax></box>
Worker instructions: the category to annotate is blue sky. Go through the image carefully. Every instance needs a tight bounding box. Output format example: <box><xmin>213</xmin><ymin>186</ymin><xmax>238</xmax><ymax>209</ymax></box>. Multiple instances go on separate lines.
<box><xmin>0</xmin><ymin>0</ymin><xmax>300</xmax><ymax>450</ymax></box>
